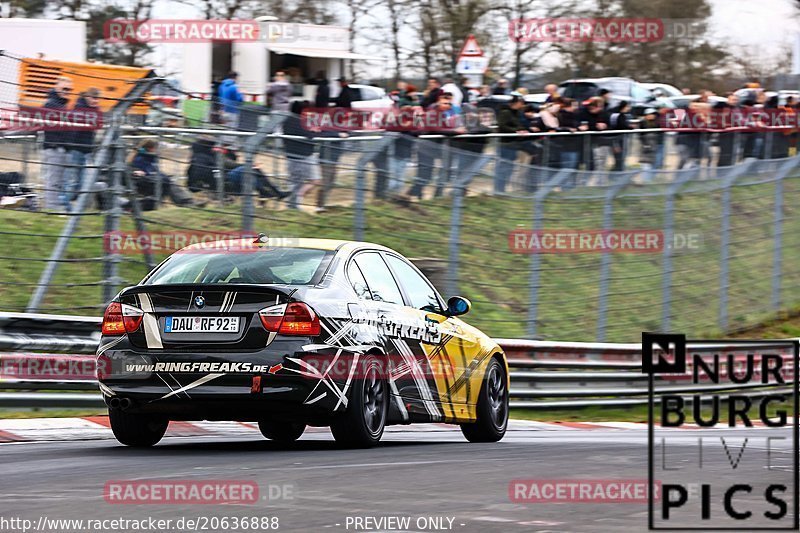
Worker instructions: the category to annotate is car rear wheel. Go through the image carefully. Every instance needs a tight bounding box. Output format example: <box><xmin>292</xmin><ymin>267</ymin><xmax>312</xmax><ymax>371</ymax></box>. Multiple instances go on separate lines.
<box><xmin>330</xmin><ymin>354</ymin><xmax>387</xmax><ymax>448</ymax></box>
<box><xmin>108</xmin><ymin>408</ymin><xmax>168</xmax><ymax>447</ymax></box>
<box><xmin>258</xmin><ymin>420</ymin><xmax>306</xmax><ymax>442</ymax></box>
<box><xmin>460</xmin><ymin>357</ymin><xmax>508</xmax><ymax>443</ymax></box>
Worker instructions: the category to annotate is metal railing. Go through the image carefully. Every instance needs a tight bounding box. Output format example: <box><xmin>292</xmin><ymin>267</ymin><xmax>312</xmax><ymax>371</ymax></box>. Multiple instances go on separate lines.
<box><xmin>0</xmin><ymin>313</ymin><xmax>792</xmax><ymax>410</ymax></box>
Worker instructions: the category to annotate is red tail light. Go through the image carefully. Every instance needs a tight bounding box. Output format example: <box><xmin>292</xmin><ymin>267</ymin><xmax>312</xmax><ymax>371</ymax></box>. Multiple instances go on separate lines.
<box><xmin>101</xmin><ymin>302</ymin><xmax>144</xmax><ymax>335</ymax></box>
<box><xmin>258</xmin><ymin>302</ymin><xmax>320</xmax><ymax>336</ymax></box>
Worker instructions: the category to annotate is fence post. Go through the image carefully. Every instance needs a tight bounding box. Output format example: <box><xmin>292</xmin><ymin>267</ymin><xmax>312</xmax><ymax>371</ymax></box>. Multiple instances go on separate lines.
<box><xmin>770</xmin><ymin>158</ymin><xmax>800</xmax><ymax>311</ymax></box>
<box><xmin>27</xmin><ymin>76</ymin><xmax>159</xmax><ymax>312</ymax></box>
<box><xmin>215</xmin><ymin>144</ymin><xmax>225</xmax><ymax>206</ymax></box>
<box><xmin>239</xmin><ymin>113</ymin><xmax>288</xmax><ymax>233</ymax></box>
<box><xmin>717</xmin><ymin>159</ymin><xmax>756</xmax><ymax>332</ymax></box>
<box><xmin>527</xmin><ymin>169</ymin><xmax>576</xmax><ymax>338</ymax></box>
<box><xmin>353</xmin><ymin>135</ymin><xmax>393</xmax><ymax>241</ymax></box>
<box><xmin>661</xmin><ymin>168</ymin><xmax>699</xmax><ymax>331</ymax></box>
<box><xmin>446</xmin><ymin>151</ymin><xmax>492</xmax><ymax>298</ymax></box>
<box><xmin>102</xmin><ymin>140</ymin><xmax>126</xmax><ymax>303</ymax></box>
<box><xmin>596</xmin><ymin>171</ymin><xmax>637</xmax><ymax>342</ymax></box>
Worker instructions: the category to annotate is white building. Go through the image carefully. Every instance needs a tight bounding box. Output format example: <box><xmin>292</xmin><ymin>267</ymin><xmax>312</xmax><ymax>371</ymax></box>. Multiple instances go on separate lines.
<box><xmin>180</xmin><ymin>21</ymin><xmax>383</xmax><ymax>103</ymax></box>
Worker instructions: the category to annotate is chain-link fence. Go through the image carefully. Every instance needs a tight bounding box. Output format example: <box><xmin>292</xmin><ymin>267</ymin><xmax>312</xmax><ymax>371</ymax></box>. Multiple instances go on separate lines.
<box><xmin>3</xmin><ymin>52</ymin><xmax>800</xmax><ymax>341</ymax></box>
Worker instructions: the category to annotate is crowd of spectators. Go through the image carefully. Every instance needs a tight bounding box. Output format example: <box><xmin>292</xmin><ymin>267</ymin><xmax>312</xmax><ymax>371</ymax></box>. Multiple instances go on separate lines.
<box><xmin>26</xmin><ymin>72</ymin><xmax>800</xmax><ymax>214</ymax></box>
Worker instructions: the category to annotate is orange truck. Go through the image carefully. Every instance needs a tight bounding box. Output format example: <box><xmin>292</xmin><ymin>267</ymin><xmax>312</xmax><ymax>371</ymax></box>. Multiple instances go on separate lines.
<box><xmin>17</xmin><ymin>58</ymin><xmax>155</xmax><ymax>114</ymax></box>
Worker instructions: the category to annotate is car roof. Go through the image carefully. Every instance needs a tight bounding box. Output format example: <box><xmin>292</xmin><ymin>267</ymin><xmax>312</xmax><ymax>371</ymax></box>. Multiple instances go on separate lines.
<box><xmin>179</xmin><ymin>237</ymin><xmax>392</xmax><ymax>254</ymax></box>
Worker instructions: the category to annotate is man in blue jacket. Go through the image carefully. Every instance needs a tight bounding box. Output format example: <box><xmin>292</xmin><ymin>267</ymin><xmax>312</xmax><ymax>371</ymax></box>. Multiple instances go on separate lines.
<box><xmin>218</xmin><ymin>71</ymin><xmax>243</xmax><ymax>129</ymax></box>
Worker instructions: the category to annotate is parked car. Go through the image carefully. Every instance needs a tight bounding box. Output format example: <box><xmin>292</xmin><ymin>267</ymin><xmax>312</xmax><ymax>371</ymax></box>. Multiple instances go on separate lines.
<box><xmin>349</xmin><ymin>84</ymin><xmax>395</xmax><ymax>110</ymax></box>
<box><xmin>98</xmin><ymin>236</ymin><xmax>509</xmax><ymax>448</ymax></box>
<box><xmin>667</xmin><ymin>94</ymin><xmax>727</xmax><ymax>109</ymax></box>
<box><xmin>558</xmin><ymin>77</ymin><xmax>675</xmax><ymax>116</ymax></box>
<box><xmin>640</xmin><ymin>82</ymin><xmax>683</xmax><ymax>98</ymax></box>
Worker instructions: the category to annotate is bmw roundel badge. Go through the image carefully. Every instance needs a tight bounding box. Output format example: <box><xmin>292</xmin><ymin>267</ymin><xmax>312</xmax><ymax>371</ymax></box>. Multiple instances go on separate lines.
<box><xmin>194</xmin><ymin>295</ymin><xmax>205</xmax><ymax>308</ymax></box>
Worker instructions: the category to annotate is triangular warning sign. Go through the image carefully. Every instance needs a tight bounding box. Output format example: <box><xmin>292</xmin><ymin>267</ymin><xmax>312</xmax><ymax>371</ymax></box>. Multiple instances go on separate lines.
<box><xmin>458</xmin><ymin>35</ymin><xmax>483</xmax><ymax>58</ymax></box>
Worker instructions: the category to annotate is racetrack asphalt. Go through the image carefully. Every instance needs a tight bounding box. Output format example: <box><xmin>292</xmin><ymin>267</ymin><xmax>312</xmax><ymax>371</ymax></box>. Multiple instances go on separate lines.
<box><xmin>0</xmin><ymin>423</ymin><xmax>795</xmax><ymax>532</ymax></box>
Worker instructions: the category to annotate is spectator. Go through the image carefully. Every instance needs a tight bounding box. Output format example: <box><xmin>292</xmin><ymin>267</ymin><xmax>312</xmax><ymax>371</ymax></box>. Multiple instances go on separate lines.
<box><xmin>681</xmin><ymin>87</ymin><xmax>692</xmax><ymax>95</ymax></box>
<box><xmin>314</xmin><ymin>71</ymin><xmax>330</xmax><ymax>108</ymax></box>
<box><xmin>715</xmin><ymin>93</ymin><xmax>739</xmax><ymax>167</ymax></box>
<box><xmin>334</xmin><ymin>78</ymin><xmax>358</xmax><ymax>108</ymax></box>
<box><xmin>639</xmin><ymin>107</ymin><xmax>667</xmax><ymax>173</ymax></box>
<box><xmin>64</xmin><ymin>87</ymin><xmax>101</xmax><ymax>210</ymax></box>
<box><xmin>479</xmin><ymin>85</ymin><xmax>492</xmax><ymax>98</ymax></box>
<box><xmin>130</xmin><ymin>140</ymin><xmax>201</xmax><ymax>210</ymax></box>
<box><xmin>396</xmin><ymin>82</ymin><xmax>418</xmax><ymax>107</ymax></box>
<box><xmin>578</xmin><ymin>96</ymin><xmax>609</xmax><ymax>170</ymax></box>
<box><xmin>493</xmin><ymin>94</ymin><xmax>527</xmax><ymax>193</ymax></box>
<box><xmin>187</xmin><ymin>136</ymin><xmax>220</xmax><ymax>193</ymax></box>
<box><xmin>441</xmin><ymin>77</ymin><xmax>464</xmax><ymax>108</ymax></box>
<box><xmin>597</xmin><ymin>88</ymin><xmax>613</xmax><ymax>110</ymax></box>
<box><xmin>544</xmin><ymin>83</ymin><xmax>559</xmax><ymax>103</ymax></box>
<box><xmin>267</xmin><ymin>71</ymin><xmax>292</xmax><ymax>112</ymax></box>
<box><xmin>450</xmin><ymin>107</ymin><xmax>493</xmax><ymax>190</ymax></box>
<box><xmin>406</xmin><ymin>92</ymin><xmax>457</xmax><ymax>199</ymax></box>
<box><xmin>283</xmin><ymin>101</ymin><xmax>321</xmax><ymax>210</ymax></box>
<box><xmin>42</xmin><ymin>76</ymin><xmax>72</xmax><ymax>210</ymax></box>
<box><xmin>210</xmin><ymin>76</ymin><xmax>222</xmax><ymax>124</ymax></box>
<box><xmin>422</xmin><ymin>78</ymin><xmax>443</xmax><ymax>108</ymax></box>
<box><xmin>609</xmin><ymin>100</ymin><xmax>633</xmax><ymax>171</ymax></box>
<box><xmin>218</xmin><ymin>71</ymin><xmax>243</xmax><ymax>129</ymax></box>
<box><xmin>679</xmin><ymin>90</ymin><xmax>712</xmax><ymax>168</ymax></box>
<box><xmin>557</xmin><ymin>98</ymin><xmax>581</xmax><ymax>172</ymax></box>
<box><xmin>226</xmin><ymin>164</ymin><xmax>289</xmax><ymax>201</ymax></box>
<box><xmin>493</xmin><ymin>78</ymin><xmax>509</xmax><ymax>96</ymax></box>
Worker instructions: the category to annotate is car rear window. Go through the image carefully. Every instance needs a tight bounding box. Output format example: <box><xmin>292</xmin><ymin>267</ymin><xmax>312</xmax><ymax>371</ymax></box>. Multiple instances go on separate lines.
<box><xmin>144</xmin><ymin>247</ymin><xmax>332</xmax><ymax>286</ymax></box>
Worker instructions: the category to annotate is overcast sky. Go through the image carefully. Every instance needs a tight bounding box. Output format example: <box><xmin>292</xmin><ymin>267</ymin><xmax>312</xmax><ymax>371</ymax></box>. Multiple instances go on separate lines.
<box><xmin>149</xmin><ymin>0</ymin><xmax>800</xmax><ymax>81</ymax></box>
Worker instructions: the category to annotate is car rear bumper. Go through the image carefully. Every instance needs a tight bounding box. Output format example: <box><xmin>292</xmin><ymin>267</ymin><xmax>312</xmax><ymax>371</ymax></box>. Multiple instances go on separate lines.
<box><xmin>98</xmin><ymin>336</ymin><xmax>353</xmax><ymax>420</ymax></box>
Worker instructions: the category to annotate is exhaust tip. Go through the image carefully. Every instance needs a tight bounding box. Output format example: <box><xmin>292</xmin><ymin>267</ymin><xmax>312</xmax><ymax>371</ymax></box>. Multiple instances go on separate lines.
<box><xmin>119</xmin><ymin>398</ymin><xmax>133</xmax><ymax>410</ymax></box>
<box><xmin>109</xmin><ymin>397</ymin><xmax>121</xmax><ymax>409</ymax></box>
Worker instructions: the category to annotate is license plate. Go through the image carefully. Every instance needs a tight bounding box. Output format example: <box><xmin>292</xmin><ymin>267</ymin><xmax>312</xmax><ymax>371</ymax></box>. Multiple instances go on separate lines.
<box><xmin>164</xmin><ymin>316</ymin><xmax>239</xmax><ymax>333</ymax></box>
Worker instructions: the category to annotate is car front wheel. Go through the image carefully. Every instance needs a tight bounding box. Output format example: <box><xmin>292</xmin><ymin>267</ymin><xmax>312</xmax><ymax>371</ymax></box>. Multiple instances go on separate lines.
<box><xmin>460</xmin><ymin>357</ymin><xmax>508</xmax><ymax>443</ymax></box>
<box><xmin>109</xmin><ymin>409</ymin><xmax>168</xmax><ymax>447</ymax></box>
<box><xmin>330</xmin><ymin>354</ymin><xmax>387</xmax><ymax>448</ymax></box>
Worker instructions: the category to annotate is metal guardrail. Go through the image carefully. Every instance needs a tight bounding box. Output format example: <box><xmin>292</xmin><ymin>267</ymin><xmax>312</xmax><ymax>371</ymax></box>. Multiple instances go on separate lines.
<box><xmin>0</xmin><ymin>314</ymin><xmax>794</xmax><ymax>410</ymax></box>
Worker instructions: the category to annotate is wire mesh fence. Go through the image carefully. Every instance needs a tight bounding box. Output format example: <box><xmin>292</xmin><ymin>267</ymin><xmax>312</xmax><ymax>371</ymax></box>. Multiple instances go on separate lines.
<box><xmin>2</xmin><ymin>51</ymin><xmax>800</xmax><ymax>342</ymax></box>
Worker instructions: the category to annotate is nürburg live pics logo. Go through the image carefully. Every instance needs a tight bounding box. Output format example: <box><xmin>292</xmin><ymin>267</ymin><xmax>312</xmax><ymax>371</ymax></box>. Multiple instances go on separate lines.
<box><xmin>643</xmin><ymin>332</ymin><xmax>799</xmax><ymax>530</ymax></box>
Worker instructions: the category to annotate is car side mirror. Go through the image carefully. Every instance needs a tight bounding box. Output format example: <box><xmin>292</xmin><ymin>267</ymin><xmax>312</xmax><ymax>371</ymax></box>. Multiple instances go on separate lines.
<box><xmin>446</xmin><ymin>296</ymin><xmax>471</xmax><ymax>317</ymax></box>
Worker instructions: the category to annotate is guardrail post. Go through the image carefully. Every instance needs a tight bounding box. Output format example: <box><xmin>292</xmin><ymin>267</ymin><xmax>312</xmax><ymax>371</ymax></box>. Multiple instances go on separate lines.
<box><xmin>527</xmin><ymin>169</ymin><xmax>576</xmax><ymax>338</ymax></box>
<box><xmin>661</xmin><ymin>168</ymin><xmax>700</xmax><ymax>331</ymax></box>
<box><xmin>27</xmin><ymin>76</ymin><xmax>159</xmax><ymax>312</ymax></box>
<box><xmin>596</xmin><ymin>171</ymin><xmax>638</xmax><ymax>342</ymax></box>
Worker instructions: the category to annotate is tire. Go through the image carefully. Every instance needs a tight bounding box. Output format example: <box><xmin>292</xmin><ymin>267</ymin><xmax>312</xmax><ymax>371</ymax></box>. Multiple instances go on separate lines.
<box><xmin>108</xmin><ymin>408</ymin><xmax>168</xmax><ymax>447</ymax></box>
<box><xmin>258</xmin><ymin>420</ymin><xmax>306</xmax><ymax>443</ymax></box>
<box><xmin>460</xmin><ymin>357</ymin><xmax>508</xmax><ymax>443</ymax></box>
<box><xmin>330</xmin><ymin>354</ymin><xmax>387</xmax><ymax>448</ymax></box>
